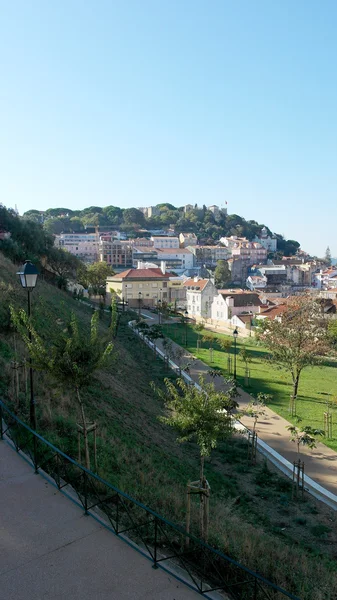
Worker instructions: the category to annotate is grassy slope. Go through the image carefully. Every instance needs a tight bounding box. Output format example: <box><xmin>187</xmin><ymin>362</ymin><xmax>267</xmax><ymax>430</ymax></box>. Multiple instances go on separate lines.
<box><xmin>1</xmin><ymin>252</ymin><xmax>337</xmax><ymax>599</ymax></box>
<box><xmin>163</xmin><ymin>323</ymin><xmax>337</xmax><ymax>452</ymax></box>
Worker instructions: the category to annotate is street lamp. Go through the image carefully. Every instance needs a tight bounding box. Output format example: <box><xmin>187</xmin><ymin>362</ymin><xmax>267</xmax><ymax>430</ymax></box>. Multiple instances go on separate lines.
<box><xmin>233</xmin><ymin>327</ymin><xmax>238</xmax><ymax>380</ymax></box>
<box><xmin>157</xmin><ymin>299</ymin><xmax>161</xmax><ymax>325</ymax></box>
<box><xmin>184</xmin><ymin>309</ymin><xmax>188</xmax><ymax>347</ymax></box>
<box><xmin>138</xmin><ymin>291</ymin><xmax>142</xmax><ymax>320</ymax></box>
<box><xmin>16</xmin><ymin>261</ymin><xmax>39</xmax><ymax>430</ymax></box>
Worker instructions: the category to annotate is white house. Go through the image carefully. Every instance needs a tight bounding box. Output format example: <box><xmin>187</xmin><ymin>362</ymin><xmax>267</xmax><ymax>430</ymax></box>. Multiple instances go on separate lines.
<box><xmin>211</xmin><ymin>292</ymin><xmax>263</xmax><ymax>325</ymax></box>
<box><xmin>246</xmin><ymin>275</ymin><xmax>267</xmax><ymax>291</ymax></box>
<box><xmin>184</xmin><ymin>277</ymin><xmax>217</xmax><ymax>320</ymax></box>
<box><xmin>253</xmin><ymin>227</ymin><xmax>277</xmax><ymax>252</ymax></box>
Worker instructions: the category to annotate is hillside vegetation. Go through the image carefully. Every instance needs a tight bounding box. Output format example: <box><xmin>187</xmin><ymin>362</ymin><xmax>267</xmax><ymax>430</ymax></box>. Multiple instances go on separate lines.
<box><xmin>21</xmin><ymin>202</ymin><xmax>300</xmax><ymax>255</ymax></box>
<box><xmin>1</xmin><ymin>251</ymin><xmax>337</xmax><ymax>599</ymax></box>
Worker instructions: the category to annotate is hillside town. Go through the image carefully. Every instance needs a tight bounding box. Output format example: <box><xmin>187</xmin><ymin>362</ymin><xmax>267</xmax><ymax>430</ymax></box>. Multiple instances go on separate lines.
<box><xmin>32</xmin><ymin>204</ymin><xmax>333</xmax><ymax>334</ymax></box>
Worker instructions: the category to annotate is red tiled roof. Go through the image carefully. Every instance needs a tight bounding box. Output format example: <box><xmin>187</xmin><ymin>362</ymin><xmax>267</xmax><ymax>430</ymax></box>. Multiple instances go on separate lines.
<box><xmin>111</xmin><ymin>268</ymin><xmax>171</xmax><ymax>279</ymax></box>
<box><xmin>259</xmin><ymin>305</ymin><xmax>286</xmax><ymax>319</ymax></box>
<box><xmin>184</xmin><ymin>278</ymin><xmax>210</xmax><ymax>291</ymax></box>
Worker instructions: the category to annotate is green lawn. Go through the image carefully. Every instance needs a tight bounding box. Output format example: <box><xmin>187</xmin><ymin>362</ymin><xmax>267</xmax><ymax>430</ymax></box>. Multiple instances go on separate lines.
<box><xmin>162</xmin><ymin>323</ymin><xmax>337</xmax><ymax>452</ymax></box>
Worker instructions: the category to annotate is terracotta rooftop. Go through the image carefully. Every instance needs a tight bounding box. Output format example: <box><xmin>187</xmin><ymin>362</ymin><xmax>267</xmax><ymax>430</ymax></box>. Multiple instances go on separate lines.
<box><xmin>258</xmin><ymin>304</ymin><xmax>287</xmax><ymax>320</ymax></box>
<box><xmin>109</xmin><ymin>268</ymin><xmax>171</xmax><ymax>279</ymax></box>
<box><xmin>184</xmin><ymin>278</ymin><xmax>210</xmax><ymax>291</ymax></box>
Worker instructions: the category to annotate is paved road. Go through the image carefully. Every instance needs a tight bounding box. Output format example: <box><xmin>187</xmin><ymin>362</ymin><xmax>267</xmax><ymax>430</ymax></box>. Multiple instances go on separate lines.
<box><xmin>143</xmin><ymin>314</ymin><xmax>337</xmax><ymax>497</ymax></box>
<box><xmin>0</xmin><ymin>441</ymin><xmax>201</xmax><ymax>600</ymax></box>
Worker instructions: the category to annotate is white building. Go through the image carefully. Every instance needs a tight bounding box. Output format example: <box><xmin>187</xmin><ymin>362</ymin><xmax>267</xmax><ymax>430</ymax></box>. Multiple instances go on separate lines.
<box><xmin>156</xmin><ymin>248</ymin><xmax>194</xmax><ymax>271</ymax></box>
<box><xmin>132</xmin><ymin>247</ymin><xmax>194</xmax><ymax>272</ymax></box>
<box><xmin>184</xmin><ymin>277</ymin><xmax>217</xmax><ymax>320</ymax></box>
<box><xmin>55</xmin><ymin>233</ymin><xmax>99</xmax><ymax>263</ymax></box>
<box><xmin>151</xmin><ymin>236</ymin><xmax>180</xmax><ymax>249</ymax></box>
<box><xmin>246</xmin><ymin>275</ymin><xmax>267</xmax><ymax>291</ymax></box>
<box><xmin>211</xmin><ymin>291</ymin><xmax>263</xmax><ymax>324</ymax></box>
<box><xmin>254</xmin><ymin>227</ymin><xmax>277</xmax><ymax>252</ymax></box>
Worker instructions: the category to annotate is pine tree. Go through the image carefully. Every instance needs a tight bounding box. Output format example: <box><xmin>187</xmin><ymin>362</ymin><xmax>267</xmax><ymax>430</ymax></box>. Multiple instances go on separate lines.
<box><xmin>324</xmin><ymin>246</ymin><xmax>332</xmax><ymax>266</ymax></box>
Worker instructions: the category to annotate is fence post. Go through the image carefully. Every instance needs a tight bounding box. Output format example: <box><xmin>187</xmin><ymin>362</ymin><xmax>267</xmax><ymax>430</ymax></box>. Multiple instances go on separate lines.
<box><xmin>33</xmin><ymin>434</ymin><xmax>38</xmax><ymax>474</ymax></box>
<box><xmin>0</xmin><ymin>404</ymin><xmax>3</xmax><ymax>440</ymax></box>
<box><xmin>83</xmin><ymin>471</ymin><xmax>88</xmax><ymax>515</ymax></box>
<box><xmin>152</xmin><ymin>517</ymin><xmax>158</xmax><ymax>569</ymax></box>
<box><xmin>116</xmin><ymin>494</ymin><xmax>119</xmax><ymax>534</ymax></box>
<box><xmin>253</xmin><ymin>576</ymin><xmax>258</xmax><ymax>600</ymax></box>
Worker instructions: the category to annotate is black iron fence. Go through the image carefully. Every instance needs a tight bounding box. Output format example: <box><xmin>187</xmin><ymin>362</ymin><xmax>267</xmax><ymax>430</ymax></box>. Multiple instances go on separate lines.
<box><xmin>0</xmin><ymin>400</ymin><xmax>300</xmax><ymax>600</ymax></box>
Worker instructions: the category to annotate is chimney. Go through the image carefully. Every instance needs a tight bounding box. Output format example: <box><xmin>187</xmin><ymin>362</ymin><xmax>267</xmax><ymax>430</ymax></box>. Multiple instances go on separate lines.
<box><xmin>194</xmin><ymin>276</ymin><xmax>199</xmax><ymax>282</ymax></box>
<box><xmin>161</xmin><ymin>260</ymin><xmax>166</xmax><ymax>274</ymax></box>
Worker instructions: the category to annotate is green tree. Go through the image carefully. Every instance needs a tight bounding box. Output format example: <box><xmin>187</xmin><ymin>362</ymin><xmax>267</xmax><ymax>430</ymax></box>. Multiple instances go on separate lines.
<box><xmin>194</xmin><ymin>322</ymin><xmax>205</xmax><ymax>348</ymax></box>
<box><xmin>47</xmin><ymin>247</ymin><xmax>83</xmax><ymax>289</ymax></box>
<box><xmin>86</xmin><ymin>261</ymin><xmax>114</xmax><ymax>302</ymax></box>
<box><xmin>324</xmin><ymin>246</ymin><xmax>332</xmax><ymax>266</ymax></box>
<box><xmin>123</xmin><ymin>208</ymin><xmax>146</xmax><ymax>228</ymax></box>
<box><xmin>11</xmin><ymin>309</ymin><xmax>114</xmax><ymax>470</ymax></box>
<box><xmin>239</xmin><ymin>347</ymin><xmax>252</xmax><ymax>370</ymax></box>
<box><xmin>258</xmin><ymin>295</ymin><xmax>328</xmax><ymax>416</ymax></box>
<box><xmin>245</xmin><ymin>393</ymin><xmax>271</xmax><ymax>433</ymax></box>
<box><xmin>214</xmin><ymin>260</ymin><xmax>231</xmax><ymax>289</ymax></box>
<box><xmin>287</xmin><ymin>418</ymin><xmax>324</xmax><ymax>456</ymax></box>
<box><xmin>157</xmin><ymin>375</ymin><xmax>235</xmax><ymax>480</ymax></box>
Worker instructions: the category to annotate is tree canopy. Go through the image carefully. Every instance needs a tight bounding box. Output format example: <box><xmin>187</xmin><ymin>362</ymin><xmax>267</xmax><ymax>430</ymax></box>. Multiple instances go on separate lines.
<box><xmin>257</xmin><ymin>295</ymin><xmax>328</xmax><ymax>414</ymax></box>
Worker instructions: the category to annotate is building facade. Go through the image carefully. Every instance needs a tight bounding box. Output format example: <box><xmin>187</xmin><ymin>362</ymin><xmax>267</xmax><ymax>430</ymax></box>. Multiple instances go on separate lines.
<box><xmin>55</xmin><ymin>233</ymin><xmax>99</xmax><ymax>263</ymax></box>
<box><xmin>184</xmin><ymin>277</ymin><xmax>217</xmax><ymax>320</ymax></box>
<box><xmin>106</xmin><ymin>264</ymin><xmax>172</xmax><ymax>307</ymax></box>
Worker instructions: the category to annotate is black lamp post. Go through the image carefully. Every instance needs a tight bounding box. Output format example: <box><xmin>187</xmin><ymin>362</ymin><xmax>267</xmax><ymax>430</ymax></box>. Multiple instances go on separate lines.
<box><xmin>233</xmin><ymin>327</ymin><xmax>238</xmax><ymax>380</ymax></box>
<box><xmin>157</xmin><ymin>299</ymin><xmax>161</xmax><ymax>325</ymax></box>
<box><xmin>16</xmin><ymin>261</ymin><xmax>39</xmax><ymax>430</ymax></box>
<box><xmin>138</xmin><ymin>291</ymin><xmax>142</xmax><ymax>320</ymax></box>
<box><xmin>184</xmin><ymin>309</ymin><xmax>188</xmax><ymax>347</ymax></box>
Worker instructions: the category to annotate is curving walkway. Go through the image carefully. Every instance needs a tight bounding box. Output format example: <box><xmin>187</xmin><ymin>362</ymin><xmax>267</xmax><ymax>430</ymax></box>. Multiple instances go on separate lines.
<box><xmin>0</xmin><ymin>440</ymin><xmax>201</xmax><ymax>600</ymax></box>
<box><xmin>139</xmin><ymin>311</ymin><xmax>337</xmax><ymax>499</ymax></box>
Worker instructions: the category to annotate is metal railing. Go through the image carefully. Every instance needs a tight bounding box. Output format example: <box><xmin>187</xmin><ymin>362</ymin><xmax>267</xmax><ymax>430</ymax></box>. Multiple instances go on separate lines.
<box><xmin>0</xmin><ymin>400</ymin><xmax>300</xmax><ymax>600</ymax></box>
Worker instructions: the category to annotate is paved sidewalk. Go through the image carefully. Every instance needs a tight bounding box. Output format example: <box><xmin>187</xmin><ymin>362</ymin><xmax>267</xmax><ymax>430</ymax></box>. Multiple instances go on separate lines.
<box><xmin>0</xmin><ymin>441</ymin><xmax>200</xmax><ymax>600</ymax></box>
<box><xmin>153</xmin><ymin>327</ymin><xmax>337</xmax><ymax>497</ymax></box>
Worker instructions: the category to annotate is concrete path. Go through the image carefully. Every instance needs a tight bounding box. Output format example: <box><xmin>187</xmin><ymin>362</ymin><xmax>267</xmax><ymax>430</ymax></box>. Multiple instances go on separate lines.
<box><xmin>150</xmin><ymin>321</ymin><xmax>337</xmax><ymax>497</ymax></box>
<box><xmin>0</xmin><ymin>441</ymin><xmax>200</xmax><ymax>600</ymax></box>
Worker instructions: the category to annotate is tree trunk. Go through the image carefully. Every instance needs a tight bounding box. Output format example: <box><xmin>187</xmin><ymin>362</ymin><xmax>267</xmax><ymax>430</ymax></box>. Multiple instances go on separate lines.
<box><xmin>291</xmin><ymin>372</ymin><xmax>301</xmax><ymax>416</ymax></box>
<box><xmin>292</xmin><ymin>372</ymin><xmax>300</xmax><ymax>402</ymax></box>
<box><xmin>200</xmin><ymin>455</ymin><xmax>204</xmax><ymax>482</ymax></box>
<box><xmin>76</xmin><ymin>387</ymin><xmax>90</xmax><ymax>471</ymax></box>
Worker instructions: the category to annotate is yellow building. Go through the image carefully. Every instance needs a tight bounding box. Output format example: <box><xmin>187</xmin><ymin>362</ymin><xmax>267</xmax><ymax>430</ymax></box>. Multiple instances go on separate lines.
<box><xmin>106</xmin><ymin>266</ymin><xmax>172</xmax><ymax>307</ymax></box>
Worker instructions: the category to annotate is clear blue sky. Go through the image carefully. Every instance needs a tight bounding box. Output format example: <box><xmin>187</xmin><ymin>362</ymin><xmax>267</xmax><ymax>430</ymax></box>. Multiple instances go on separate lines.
<box><xmin>1</xmin><ymin>0</ymin><xmax>337</xmax><ymax>256</ymax></box>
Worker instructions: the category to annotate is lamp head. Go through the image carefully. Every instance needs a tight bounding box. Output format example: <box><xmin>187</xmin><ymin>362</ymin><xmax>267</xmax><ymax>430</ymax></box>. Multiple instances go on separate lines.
<box><xmin>17</xmin><ymin>261</ymin><xmax>39</xmax><ymax>291</ymax></box>
<box><xmin>233</xmin><ymin>327</ymin><xmax>239</xmax><ymax>338</ymax></box>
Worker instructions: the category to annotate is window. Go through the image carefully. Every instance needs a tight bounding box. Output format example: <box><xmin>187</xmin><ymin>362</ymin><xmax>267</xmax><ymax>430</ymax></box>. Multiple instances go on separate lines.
<box><xmin>163</xmin><ymin>282</ymin><xmax>168</xmax><ymax>288</ymax></box>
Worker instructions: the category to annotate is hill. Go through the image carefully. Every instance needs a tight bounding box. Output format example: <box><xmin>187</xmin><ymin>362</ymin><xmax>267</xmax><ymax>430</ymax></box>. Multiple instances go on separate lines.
<box><xmin>21</xmin><ymin>202</ymin><xmax>301</xmax><ymax>256</ymax></box>
<box><xmin>1</xmin><ymin>251</ymin><xmax>337</xmax><ymax>599</ymax></box>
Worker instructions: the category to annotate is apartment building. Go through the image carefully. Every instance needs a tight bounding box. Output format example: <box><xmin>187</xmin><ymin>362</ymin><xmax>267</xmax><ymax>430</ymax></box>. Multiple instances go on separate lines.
<box><xmin>179</xmin><ymin>232</ymin><xmax>198</xmax><ymax>247</ymax></box>
<box><xmin>188</xmin><ymin>245</ymin><xmax>230</xmax><ymax>267</ymax></box>
<box><xmin>253</xmin><ymin>227</ymin><xmax>277</xmax><ymax>252</ymax></box>
<box><xmin>55</xmin><ymin>233</ymin><xmax>99</xmax><ymax>263</ymax></box>
<box><xmin>106</xmin><ymin>262</ymin><xmax>172</xmax><ymax>307</ymax></box>
<box><xmin>151</xmin><ymin>235</ymin><xmax>180</xmax><ymax>249</ymax></box>
<box><xmin>231</xmin><ymin>241</ymin><xmax>267</xmax><ymax>265</ymax></box>
<box><xmin>132</xmin><ymin>246</ymin><xmax>194</xmax><ymax>271</ymax></box>
<box><xmin>99</xmin><ymin>235</ymin><xmax>132</xmax><ymax>268</ymax></box>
